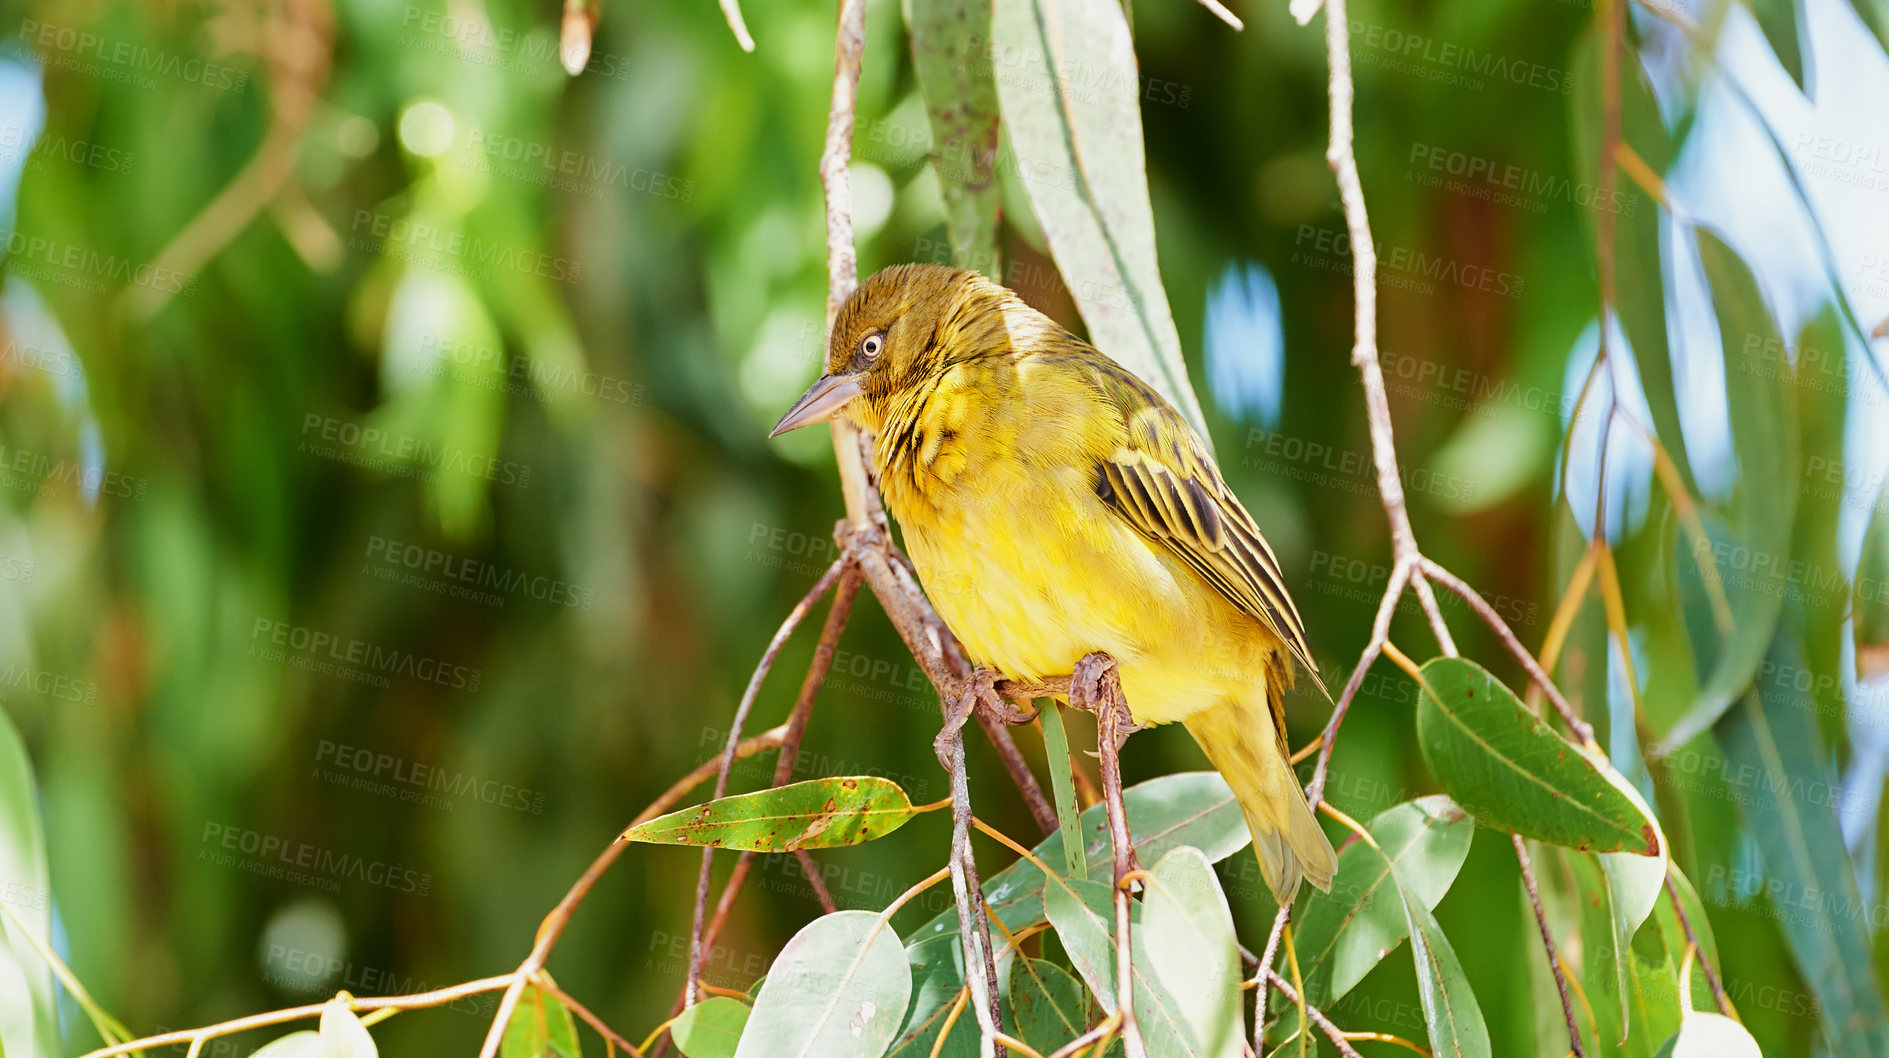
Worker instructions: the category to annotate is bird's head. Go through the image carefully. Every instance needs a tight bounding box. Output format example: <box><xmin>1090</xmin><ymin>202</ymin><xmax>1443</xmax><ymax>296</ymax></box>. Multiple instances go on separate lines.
<box><xmin>771</xmin><ymin>264</ymin><xmax>992</xmax><ymax>438</ymax></box>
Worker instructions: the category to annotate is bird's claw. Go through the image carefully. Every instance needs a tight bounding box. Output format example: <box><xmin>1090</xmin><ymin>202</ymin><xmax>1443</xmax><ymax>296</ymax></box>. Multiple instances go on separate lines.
<box><xmin>934</xmin><ymin>668</ymin><xmax>1036</xmax><ymax>769</ymax></box>
<box><xmin>1070</xmin><ymin>652</ymin><xmax>1139</xmax><ymax>748</ymax></box>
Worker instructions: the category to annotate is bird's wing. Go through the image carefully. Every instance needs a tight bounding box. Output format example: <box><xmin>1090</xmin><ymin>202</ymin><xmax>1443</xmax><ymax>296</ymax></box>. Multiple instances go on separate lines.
<box><xmin>1080</xmin><ymin>362</ymin><xmax>1327</xmax><ymax>699</ymax></box>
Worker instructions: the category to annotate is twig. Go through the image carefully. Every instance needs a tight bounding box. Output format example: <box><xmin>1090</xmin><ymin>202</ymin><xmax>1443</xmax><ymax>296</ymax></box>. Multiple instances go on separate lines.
<box><xmin>1317</xmin><ymin>0</ymin><xmax>1454</xmax><ymax>659</ymax></box>
<box><xmin>1075</xmin><ymin>655</ymin><xmax>1148</xmax><ymax>1058</ymax></box>
<box><xmin>1262</xmin><ymin>972</ymin><xmax>1365</xmax><ymax>1058</ymax></box>
<box><xmin>1514</xmin><ymin>836</ymin><xmax>1588</xmax><ymax>1058</ymax></box>
<box><xmin>536</xmin><ymin>972</ymin><xmax>646</xmax><ymax>1056</ymax></box>
<box><xmin>1306</xmin><ymin>556</ymin><xmax>1411</xmax><ymax>808</ymax></box>
<box><xmin>81</xmin><ymin>976</ymin><xmax>515</xmax><ymax>1058</ymax></box>
<box><xmin>942</xmin><ymin>690</ymin><xmax>1006</xmax><ymax>1057</ymax></box>
<box><xmin>1419</xmin><ymin>558</ymin><xmax>1595</xmax><ymax>747</ymax></box>
<box><xmin>688</xmin><ymin>560</ymin><xmax>846</xmax><ymax>1003</ymax></box>
<box><xmin>1662</xmin><ymin>873</ymin><xmax>1733</xmax><ymax>1017</ymax></box>
<box><xmin>977</xmin><ymin>712</ymin><xmax>1058</xmax><ymax>835</ymax></box>
<box><xmin>718</xmin><ymin>0</ymin><xmax>756</xmax><ymax>51</ymax></box>
<box><xmin>1253</xmin><ymin>905</ymin><xmax>1291</xmax><ymax>1054</ymax></box>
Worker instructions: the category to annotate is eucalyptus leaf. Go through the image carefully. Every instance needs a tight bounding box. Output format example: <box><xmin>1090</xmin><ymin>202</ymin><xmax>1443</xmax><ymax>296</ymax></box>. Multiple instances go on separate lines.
<box><xmin>988</xmin><ymin>0</ymin><xmax>1211</xmax><ymax>442</ymax></box>
<box><xmin>1414</xmin><ymin>657</ymin><xmax>1659</xmax><ymax>854</ymax></box>
<box><xmin>1039</xmin><ymin>701</ymin><xmax>1087</xmax><ymax>879</ymax></box>
<box><xmin>320</xmin><ymin>998</ymin><xmax>378</xmax><ymax>1058</ymax></box>
<box><xmin>1140</xmin><ymin>847</ymin><xmax>1242</xmax><ymax>1058</ymax></box>
<box><xmin>906</xmin><ymin>0</ymin><xmax>1003</xmax><ymax>273</ymax></box>
<box><xmin>251</xmin><ymin>1032</ymin><xmax>324</xmax><ymax>1058</ymax></box>
<box><xmin>625</xmin><ymin>777</ymin><xmax>917</xmax><ymax>852</ymax></box>
<box><xmin>500</xmin><ymin>983</ymin><xmax>581</xmax><ymax>1058</ymax></box>
<box><xmin>1651</xmin><ymin>1012</ymin><xmax>1763</xmax><ymax>1058</ymax></box>
<box><xmin>912</xmin><ymin>772</ymin><xmax>1247</xmax><ymax>944</ymax></box>
<box><xmin>0</xmin><ymin>707</ymin><xmax>55</xmax><ymax>1058</ymax></box>
<box><xmin>1404</xmin><ymin>896</ymin><xmax>1491</xmax><ymax>1058</ymax></box>
<box><xmin>734</xmin><ymin>910</ymin><xmax>912</xmax><ymax>1058</ymax></box>
<box><xmin>1009</xmin><ymin>958</ymin><xmax>1091</xmax><ymax>1056</ymax></box>
<box><xmin>673</xmin><ymin>997</ymin><xmax>750</xmax><ymax>1058</ymax></box>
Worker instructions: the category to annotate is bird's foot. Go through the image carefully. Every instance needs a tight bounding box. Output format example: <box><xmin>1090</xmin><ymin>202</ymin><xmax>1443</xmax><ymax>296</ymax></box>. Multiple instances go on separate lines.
<box><xmin>1070</xmin><ymin>652</ymin><xmax>1139</xmax><ymax>748</ymax></box>
<box><xmin>933</xmin><ymin>668</ymin><xmax>1037</xmax><ymax>769</ymax></box>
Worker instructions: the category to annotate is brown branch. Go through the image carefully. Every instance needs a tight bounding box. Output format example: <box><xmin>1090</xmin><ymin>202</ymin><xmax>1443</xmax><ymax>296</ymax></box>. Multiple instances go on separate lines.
<box><xmin>1262</xmin><ymin>972</ymin><xmax>1365</xmax><ymax>1058</ymax></box>
<box><xmin>535</xmin><ymin>972</ymin><xmax>646</xmax><ymax>1056</ymax></box>
<box><xmin>688</xmin><ymin>560</ymin><xmax>846</xmax><ymax>1003</ymax></box>
<box><xmin>1514</xmin><ymin>836</ymin><xmax>1588</xmax><ymax>1058</ymax></box>
<box><xmin>1307</xmin><ymin>556</ymin><xmax>1411</xmax><ymax>808</ymax></box>
<box><xmin>1068</xmin><ymin>655</ymin><xmax>1148</xmax><ymax>1058</ymax></box>
<box><xmin>81</xmin><ymin>976</ymin><xmax>514</xmax><ymax>1058</ymax></box>
<box><xmin>1419</xmin><ymin>558</ymin><xmax>1596</xmax><ymax>747</ymax></box>
<box><xmin>1663</xmin><ymin>873</ymin><xmax>1732</xmax><ymax>1017</ymax></box>
<box><xmin>1253</xmin><ymin>905</ymin><xmax>1292</xmax><ymax>1054</ymax></box>
<box><xmin>977</xmin><ymin>713</ymin><xmax>1058</xmax><ymax>835</ymax></box>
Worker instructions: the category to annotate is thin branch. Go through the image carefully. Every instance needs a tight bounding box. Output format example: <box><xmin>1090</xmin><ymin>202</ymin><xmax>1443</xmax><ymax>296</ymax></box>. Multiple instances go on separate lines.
<box><xmin>1419</xmin><ymin>558</ymin><xmax>1595</xmax><ymax>747</ymax></box>
<box><xmin>1306</xmin><ymin>556</ymin><xmax>1411</xmax><ymax>808</ymax></box>
<box><xmin>536</xmin><ymin>972</ymin><xmax>647</xmax><ymax>1056</ymax></box>
<box><xmin>1253</xmin><ymin>905</ymin><xmax>1291</xmax><ymax>1054</ymax></box>
<box><xmin>1071</xmin><ymin>655</ymin><xmax>1148</xmax><ymax>1058</ymax></box>
<box><xmin>1262</xmin><ymin>972</ymin><xmax>1365</xmax><ymax>1058</ymax></box>
<box><xmin>1662</xmin><ymin>872</ymin><xmax>1733</xmax><ymax>1018</ymax></box>
<box><xmin>1514</xmin><ymin>836</ymin><xmax>1588</xmax><ymax>1058</ymax></box>
<box><xmin>688</xmin><ymin>560</ymin><xmax>846</xmax><ymax>1003</ymax></box>
<box><xmin>81</xmin><ymin>976</ymin><xmax>515</xmax><ymax>1058</ymax></box>
<box><xmin>977</xmin><ymin>712</ymin><xmax>1059</xmax><ymax>835</ymax></box>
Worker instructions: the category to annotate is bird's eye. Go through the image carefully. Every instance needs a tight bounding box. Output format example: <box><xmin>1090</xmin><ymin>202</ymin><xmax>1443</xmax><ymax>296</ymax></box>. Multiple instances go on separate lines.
<box><xmin>860</xmin><ymin>333</ymin><xmax>884</xmax><ymax>359</ymax></box>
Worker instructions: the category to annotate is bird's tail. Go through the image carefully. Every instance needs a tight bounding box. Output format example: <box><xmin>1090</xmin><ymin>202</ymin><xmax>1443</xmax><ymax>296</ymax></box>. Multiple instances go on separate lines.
<box><xmin>1182</xmin><ymin>691</ymin><xmax>1336</xmax><ymax>906</ymax></box>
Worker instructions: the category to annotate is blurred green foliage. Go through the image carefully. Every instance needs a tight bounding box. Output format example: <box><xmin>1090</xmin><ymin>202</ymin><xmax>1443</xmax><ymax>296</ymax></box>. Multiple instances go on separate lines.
<box><xmin>0</xmin><ymin>0</ymin><xmax>1884</xmax><ymax>1053</ymax></box>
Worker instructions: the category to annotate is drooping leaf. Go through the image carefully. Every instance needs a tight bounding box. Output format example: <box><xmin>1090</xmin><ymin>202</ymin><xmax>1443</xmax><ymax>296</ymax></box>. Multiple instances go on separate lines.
<box><xmin>252</xmin><ymin>1032</ymin><xmax>324</xmax><ymax>1058</ymax></box>
<box><xmin>906</xmin><ymin>0</ymin><xmax>1003</xmax><ymax>273</ymax></box>
<box><xmin>1009</xmin><ymin>958</ymin><xmax>1090</xmax><ymax>1056</ymax></box>
<box><xmin>1656</xmin><ymin>230</ymin><xmax>1800</xmax><ymax>754</ymax></box>
<box><xmin>1414</xmin><ymin>657</ymin><xmax>1659</xmax><ymax>855</ymax></box>
<box><xmin>0</xmin><ymin>706</ymin><xmax>55</xmax><ymax>1058</ymax></box>
<box><xmin>1651</xmin><ymin>865</ymin><xmax>1723</xmax><ymax>1013</ymax></box>
<box><xmin>1404</xmin><ymin>895</ymin><xmax>1491</xmax><ymax>1058</ymax></box>
<box><xmin>1854</xmin><ymin>482</ymin><xmax>1889</xmax><ymax>680</ymax></box>
<box><xmin>1598</xmin><ymin>770</ymin><xmax>1672</xmax><ymax>1026</ymax></box>
<box><xmin>1289</xmin><ymin>796</ymin><xmax>1473</xmax><ymax>1010</ymax></box>
<box><xmin>320</xmin><ymin>998</ymin><xmax>379</xmax><ymax>1058</ymax></box>
<box><xmin>735</xmin><ymin>910</ymin><xmax>913</xmax><ymax>1058</ymax></box>
<box><xmin>1783</xmin><ymin>307</ymin><xmax>1849</xmax><ymax>746</ymax></box>
<box><xmin>885</xmin><ymin>934</ymin><xmax>982</xmax><ymax>1058</ymax></box>
<box><xmin>912</xmin><ymin>772</ymin><xmax>1247</xmax><ymax>943</ymax></box>
<box><xmin>500</xmin><ymin>983</ymin><xmax>581</xmax><ymax>1058</ymax></box>
<box><xmin>1742</xmin><ymin>0</ymin><xmax>1807</xmax><ymax>90</ymax></box>
<box><xmin>1041</xmin><ymin>872</ymin><xmax>1220</xmax><ymax>1058</ymax></box>
<box><xmin>624</xmin><ymin>776</ymin><xmax>917</xmax><ymax>852</ymax></box>
<box><xmin>673</xmin><ymin>997</ymin><xmax>750</xmax><ymax>1058</ymax></box>
<box><xmin>1714</xmin><ymin>636</ymin><xmax>1889</xmax><ymax>1055</ymax></box>
<box><xmin>988</xmin><ymin>0</ymin><xmax>1212</xmax><ymax>443</ymax></box>
<box><xmin>1140</xmin><ymin>847</ymin><xmax>1242</xmax><ymax>1058</ymax></box>
<box><xmin>1650</xmin><ymin>1011</ymin><xmax>1763</xmax><ymax>1057</ymax></box>
<box><xmin>1039</xmin><ymin>701</ymin><xmax>1087</xmax><ymax>879</ymax></box>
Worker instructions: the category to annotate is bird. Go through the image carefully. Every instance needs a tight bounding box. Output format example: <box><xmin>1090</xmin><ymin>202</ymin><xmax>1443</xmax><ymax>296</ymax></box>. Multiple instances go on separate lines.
<box><xmin>771</xmin><ymin>263</ymin><xmax>1335</xmax><ymax>904</ymax></box>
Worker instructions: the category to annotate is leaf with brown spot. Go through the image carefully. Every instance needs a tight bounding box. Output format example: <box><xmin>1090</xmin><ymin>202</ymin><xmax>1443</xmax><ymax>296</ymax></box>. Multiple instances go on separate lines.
<box><xmin>625</xmin><ymin>777</ymin><xmax>919</xmax><ymax>852</ymax></box>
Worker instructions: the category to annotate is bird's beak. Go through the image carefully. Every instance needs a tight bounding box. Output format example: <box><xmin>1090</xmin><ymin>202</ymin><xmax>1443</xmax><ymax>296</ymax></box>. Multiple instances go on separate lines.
<box><xmin>770</xmin><ymin>373</ymin><xmax>863</xmax><ymax>437</ymax></box>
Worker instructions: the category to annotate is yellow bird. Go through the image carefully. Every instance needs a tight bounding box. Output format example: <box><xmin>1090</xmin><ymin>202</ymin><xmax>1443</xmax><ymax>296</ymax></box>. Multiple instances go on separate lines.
<box><xmin>772</xmin><ymin>264</ymin><xmax>1335</xmax><ymax>904</ymax></box>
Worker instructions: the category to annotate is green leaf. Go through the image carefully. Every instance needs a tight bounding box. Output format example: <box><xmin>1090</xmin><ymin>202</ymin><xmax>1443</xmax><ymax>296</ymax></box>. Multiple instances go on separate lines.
<box><xmin>1039</xmin><ymin>701</ymin><xmax>1087</xmax><ymax>879</ymax></box>
<box><xmin>1597</xmin><ymin>773</ymin><xmax>1671</xmax><ymax>1027</ymax></box>
<box><xmin>906</xmin><ymin>0</ymin><xmax>1003</xmax><ymax>273</ymax></box>
<box><xmin>1742</xmin><ymin>0</ymin><xmax>1806</xmax><ymax>89</ymax></box>
<box><xmin>1140</xmin><ymin>847</ymin><xmax>1242</xmax><ymax>1058</ymax></box>
<box><xmin>1009</xmin><ymin>958</ymin><xmax>1090</xmax><ymax>1056</ymax></box>
<box><xmin>1853</xmin><ymin>478</ymin><xmax>1889</xmax><ymax>681</ymax></box>
<box><xmin>1289</xmin><ymin>796</ymin><xmax>1473</xmax><ymax>1012</ymax></box>
<box><xmin>1651</xmin><ymin>1011</ymin><xmax>1763</xmax><ymax>1058</ymax></box>
<box><xmin>1404</xmin><ymin>896</ymin><xmax>1491</xmax><ymax>1058</ymax></box>
<box><xmin>624</xmin><ymin>777</ymin><xmax>918</xmax><ymax>852</ymax></box>
<box><xmin>734</xmin><ymin>910</ymin><xmax>913</xmax><ymax>1058</ymax></box>
<box><xmin>320</xmin><ymin>998</ymin><xmax>379</xmax><ymax>1058</ymax></box>
<box><xmin>1846</xmin><ymin>0</ymin><xmax>1889</xmax><ymax>55</ymax></box>
<box><xmin>885</xmin><ymin>934</ymin><xmax>993</xmax><ymax>1058</ymax></box>
<box><xmin>988</xmin><ymin>0</ymin><xmax>1212</xmax><ymax>444</ymax></box>
<box><xmin>501</xmin><ymin>984</ymin><xmax>581</xmax><ymax>1058</ymax></box>
<box><xmin>1041</xmin><ymin>873</ymin><xmax>1217</xmax><ymax>1058</ymax></box>
<box><xmin>673</xmin><ymin>997</ymin><xmax>750</xmax><ymax>1058</ymax></box>
<box><xmin>1413</xmin><ymin>657</ymin><xmax>1660</xmax><ymax>855</ymax></box>
<box><xmin>1656</xmin><ymin>229</ymin><xmax>1800</xmax><ymax>754</ymax></box>
<box><xmin>252</xmin><ymin>1032</ymin><xmax>324</xmax><ymax>1058</ymax></box>
<box><xmin>912</xmin><ymin>772</ymin><xmax>1247</xmax><ymax>944</ymax></box>
<box><xmin>1651</xmin><ymin>865</ymin><xmax>1723</xmax><ymax>1013</ymax></box>
<box><xmin>0</xmin><ymin>706</ymin><xmax>55</xmax><ymax>1058</ymax></box>
<box><xmin>1714</xmin><ymin>637</ymin><xmax>1889</xmax><ymax>1055</ymax></box>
